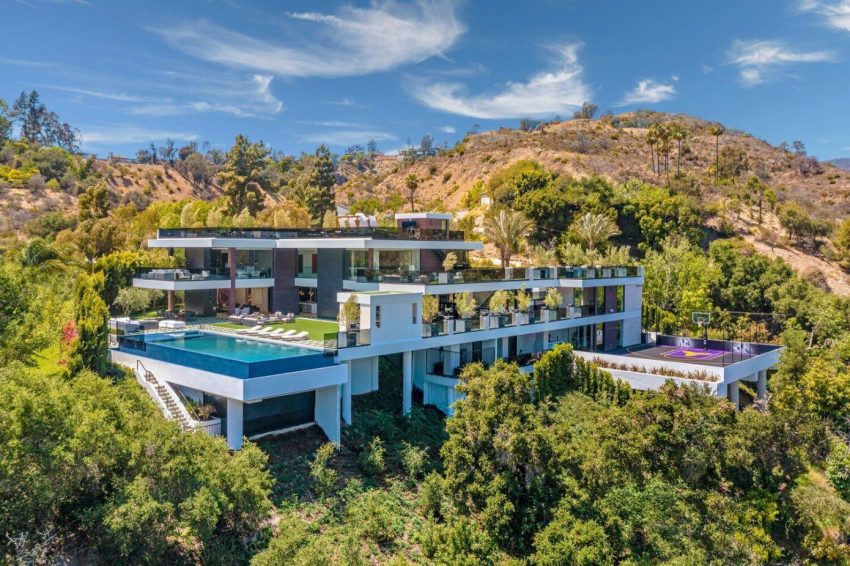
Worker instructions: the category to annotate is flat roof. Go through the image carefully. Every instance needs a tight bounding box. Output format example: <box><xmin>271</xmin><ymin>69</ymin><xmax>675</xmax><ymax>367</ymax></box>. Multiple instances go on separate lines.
<box><xmin>611</xmin><ymin>344</ymin><xmax>754</xmax><ymax>367</ymax></box>
<box><xmin>394</xmin><ymin>212</ymin><xmax>452</xmax><ymax>220</ymax></box>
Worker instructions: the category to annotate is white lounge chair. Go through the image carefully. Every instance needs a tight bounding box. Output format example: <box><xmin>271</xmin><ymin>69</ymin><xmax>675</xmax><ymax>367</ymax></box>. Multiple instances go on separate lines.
<box><xmin>237</xmin><ymin>325</ymin><xmax>263</xmax><ymax>334</ymax></box>
<box><xmin>253</xmin><ymin>327</ymin><xmax>275</xmax><ymax>336</ymax></box>
<box><xmin>287</xmin><ymin>331</ymin><xmax>309</xmax><ymax>341</ymax></box>
<box><xmin>264</xmin><ymin>329</ymin><xmax>285</xmax><ymax>339</ymax></box>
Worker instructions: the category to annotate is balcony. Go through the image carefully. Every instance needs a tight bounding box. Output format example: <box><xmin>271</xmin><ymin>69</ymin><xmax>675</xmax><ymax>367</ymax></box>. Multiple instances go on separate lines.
<box><xmin>347</xmin><ymin>265</ymin><xmax>642</xmax><ymax>285</ymax></box>
<box><xmin>420</xmin><ymin>305</ymin><xmax>602</xmax><ymax>339</ymax></box>
<box><xmin>134</xmin><ymin>267</ymin><xmax>274</xmax><ymax>290</ymax></box>
<box><xmin>135</xmin><ymin>267</ymin><xmax>273</xmax><ymax>281</ymax></box>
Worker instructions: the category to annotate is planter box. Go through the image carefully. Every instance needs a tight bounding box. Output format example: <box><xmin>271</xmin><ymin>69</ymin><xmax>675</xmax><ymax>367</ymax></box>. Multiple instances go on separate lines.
<box><xmin>479</xmin><ymin>315</ymin><xmax>490</xmax><ymax>330</ymax></box>
<box><xmin>443</xmin><ymin>318</ymin><xmax>455</xmax><ymax>335</ymax></box>
<box><xmin>438</xmin><ymin>272</ymin><xmax>449</xmax><ymax>284</ymax></box>
<box><xmin>455</xmin><ymin>318</ymin><xmax>470</xmax><ymax>333</ymax></box>
<box><xmin>512</xmin><ymin>311</ymin><xmax>530</xmax><ymax>325</ymax></box>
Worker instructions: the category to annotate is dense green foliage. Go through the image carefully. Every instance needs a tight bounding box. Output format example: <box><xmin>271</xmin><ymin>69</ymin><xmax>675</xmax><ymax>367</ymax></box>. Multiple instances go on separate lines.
<box><xmin>0</xmin><ymin>365</ymin><xmax>273</xmax><ymax>563</ymax></box>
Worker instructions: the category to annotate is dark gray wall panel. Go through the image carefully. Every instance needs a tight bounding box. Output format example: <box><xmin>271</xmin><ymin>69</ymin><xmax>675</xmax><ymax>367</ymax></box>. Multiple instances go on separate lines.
<box><xmin>317</xmin><ymin>248</ymin><xmax>344</xmax><ymax>320</ymax></box>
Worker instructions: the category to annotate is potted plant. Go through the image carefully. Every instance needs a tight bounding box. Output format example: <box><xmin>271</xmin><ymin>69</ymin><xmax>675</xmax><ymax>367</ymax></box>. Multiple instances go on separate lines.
<box><xmin>543</xmin><ymin>287</ymin><xmax>563</xmax><ymax>322</ymax></box>
<box><xmin>195</xmin><ymin>403</ymin><xmax>217</xmax><ymax>421</ymax></box>
<box><xmin>337</xmin><ymin>294</ymin><xmax>360</xmax><ymax>347</ymax></box>
<box><xmin>439</xmin><ymin>252</ymin><xmax>458</xmax><ymax>284</ymax></box>
<box><xmin>422</xmin><ymin>294</ymin><xmax>439</xmax><ymax>337</ymax></box>
<box><xmin>488</xmin><ymin>290</ymin><xmax>511</xmax><ymax>328</ymax></box>
<box><xmin>453</xmin><ymin>292</ymin><xmax>477</xmax><ymax>332</ymax></box>
<box><xmin>513</xmin><ymin>285</ymin><xmax>532</xmax><ymax>325</ymax></box>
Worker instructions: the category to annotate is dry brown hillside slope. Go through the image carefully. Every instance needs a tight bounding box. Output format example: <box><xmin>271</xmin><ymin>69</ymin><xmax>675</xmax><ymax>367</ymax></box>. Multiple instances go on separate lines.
<box><xmin>1</xmin><ymin>161</ymin><xmax>221</xmax><ymax>229</ymax></box>
<box><xmin>358</xmin><ymin>112</ymin><xmax>850</xmax><ymax>220</ymax></box>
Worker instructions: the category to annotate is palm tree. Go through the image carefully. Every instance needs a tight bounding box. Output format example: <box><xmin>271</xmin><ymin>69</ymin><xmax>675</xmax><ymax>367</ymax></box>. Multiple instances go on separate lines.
<box><xmin>573</xmin><ymin>212</ymin><xmax>621</xmax><ymax>254</ymax></box>
<box><xmin>482</xmin><ymin>209</ymin><xmax>534</xmax><ymax>268</ymax></box>
<box><xmin>670</xmin><ymin>123</ymin><xmax>687</xmax><ymax>177</ymax></box>
<box><xmin>646</xmin><ymin>125</ymin><xmax>659</xmax><ymax>175</ymax></box>
<box><xmin>656</xmin><ymin>125</ymin><xmax>673</xmax><ymax>186</ymax></box>
<box><xmin>708</xmin><ymin>125</ymin><xmax>725</xmax><ymax>182</ymax></box>
<box><xmin>405</xmin><ymin>173</ymin><xmax>419</xmax><ymax>212</ymax></box>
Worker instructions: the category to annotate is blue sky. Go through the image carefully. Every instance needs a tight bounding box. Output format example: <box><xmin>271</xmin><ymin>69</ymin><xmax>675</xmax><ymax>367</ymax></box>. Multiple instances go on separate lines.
<box><xmin>3</xmin><ymin>0</ymin><xmax>850</xmax><ymax>159</ymax></box>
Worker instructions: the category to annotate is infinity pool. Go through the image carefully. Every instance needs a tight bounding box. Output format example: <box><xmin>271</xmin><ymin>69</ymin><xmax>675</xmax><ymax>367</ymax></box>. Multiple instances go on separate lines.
<box><xmin>118</xmin><ymin>330</ymin><xmax>332</xmax><ymax>378</ymax></box>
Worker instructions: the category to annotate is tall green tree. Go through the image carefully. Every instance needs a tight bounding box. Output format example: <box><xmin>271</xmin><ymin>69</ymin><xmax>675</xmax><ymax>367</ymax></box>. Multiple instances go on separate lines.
<box><xmin>67</xmin><ymin>272</ymin><xmax>109</xmax><ymax>375</ymax></box>
<box><xmin>0</xmin><ymin>98</ymin><xmax>12</xmax><ymax>142</ymax></box>
<box><xmin>218</xmin><ymin>135</ymin><xmax>271</xmax><ymax>215</ymax></box>
<box><xmin>305</xmin><ymin>144</ymin><xmax>336</xmax><ymax>224</ymax></box>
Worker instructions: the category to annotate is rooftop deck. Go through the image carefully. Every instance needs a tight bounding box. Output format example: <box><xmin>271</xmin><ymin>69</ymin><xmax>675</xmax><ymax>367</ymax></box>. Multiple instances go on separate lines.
<box><xmin>156</xmin><ymin>226</ymin><xmax>466</xmax><ymax>241</ymax></box>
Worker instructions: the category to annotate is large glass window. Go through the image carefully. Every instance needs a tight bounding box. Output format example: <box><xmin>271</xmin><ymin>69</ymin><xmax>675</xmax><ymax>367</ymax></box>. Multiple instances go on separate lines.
<box><xmin>243</xmin><ymin>391</ymin><xmax>315</xmax><ymax>436</ymax></box>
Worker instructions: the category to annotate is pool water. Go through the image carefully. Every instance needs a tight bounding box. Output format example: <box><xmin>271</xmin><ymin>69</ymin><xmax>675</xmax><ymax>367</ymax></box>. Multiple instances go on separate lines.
<box><xmin>148</xmin><ymin>332</ymin><xmax>318</xmax><ymax>362</ymax></box>
<box><xmin>119</xmin><ymin>330</ymin><xmax>333</xmax><ymax>378</ymax></box>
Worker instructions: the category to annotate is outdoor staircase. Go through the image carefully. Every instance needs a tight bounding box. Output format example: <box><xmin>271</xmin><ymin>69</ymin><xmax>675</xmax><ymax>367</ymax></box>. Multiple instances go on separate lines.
<box><xmin>137</xmin><ymin>362</ymin><xmax>194</xmax><ymax>431</ymax></box>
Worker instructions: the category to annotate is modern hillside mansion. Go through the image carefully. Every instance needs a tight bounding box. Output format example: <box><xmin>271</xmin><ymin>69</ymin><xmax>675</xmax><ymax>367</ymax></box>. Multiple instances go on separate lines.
<box><xmin>110</xmin><ymin>212</ymin><xmax>783</xmax><ymax>450</ymax></box>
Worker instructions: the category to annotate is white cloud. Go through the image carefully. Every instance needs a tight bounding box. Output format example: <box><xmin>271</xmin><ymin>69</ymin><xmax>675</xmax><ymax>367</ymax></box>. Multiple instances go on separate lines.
<box><xmin>439</xmin><ymin>125</ymin><xmax>456</xmax><ymax>133</ymax></box>
<box><xmin>79</xmin><ymin>126</ymin><xmax>198</xmax><ymax>145</ymax></box>
<box><xmin>128</xmin><ymin>74</ymin><xmax>283</xmax><ymax>117</ymax></box>
<box><xmin>410</xmin><ymin>43</ymin><xmax>590</xmax><ymax>119</ymax></box>
<box><xmin>618</xmin><ymin>79</ymin><xmax>676</xmax><ymax>106</ymax></box>
<box><xmin>301</xmin><ymin>130</ymin><xmax>396</xmax><ymax>147</ymax></box>
<box><xmin>727</xmin><ymin>39</ymin><xmax>836</xmax><ymax>85</ymax></box>
<box><xmin>799</xmin><ymin>0</ymin><xmax>850</xmax><ymax>32</ymax></box>
<box><xmin>152</xmin><ymin>0</ymin><xmax>464</xmax><ymax>78</ymax></box>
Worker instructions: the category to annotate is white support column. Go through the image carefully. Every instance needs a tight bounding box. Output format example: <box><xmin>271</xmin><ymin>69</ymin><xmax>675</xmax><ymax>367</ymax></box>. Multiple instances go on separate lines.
<box><xmin>315</xmin><ymin>385</ymin><xmax>341</xmax><ymax>445</ymax></box>
<box><xmin>757</xmin><ymin>370</ymin><xmax>767</xmax><ymax>400</ymax></box>
<box><xmin>402</xmin><ymin>350</ymin><xmax>413</xmax><ymax>416</ymax></box>
<box><xmin>226</xmin><ymin>398</ymin><xmax>243</xmax><ymax>450</ymax></box>
<box><xmin>371</xmin><ymin>356</ymin><xmax>380</xmax><ymax>392</ymax></box>
<box><xmin>342</xmin><ymin>362</ymin><xmax>352</xmax><ymax>425</ymax></box>
<box><xmin>727</xmin><ymin>381</ymin><xmax>740</xmax><ymax>410</ymax></box>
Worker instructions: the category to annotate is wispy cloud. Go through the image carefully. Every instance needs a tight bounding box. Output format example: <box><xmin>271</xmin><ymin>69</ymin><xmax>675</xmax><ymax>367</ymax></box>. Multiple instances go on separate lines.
<box><xmin>79</xmin><ymin>126</ymin><xmax>198</xmax><ymax>145</ymax></box>
<box><xmin>410</xmin><ymin>43</ymin><xmax>590</xmax><ymax>119</ymax></box>
<box><xmin>618</xmin><ymin>79</ymin><xmax>676</xmax><ymax>106</ymax></box>
<box><xmin>40</xmin><ymin>85</ymin><xmax>163</xmax><ymax>103</ymax></box>
<box><xmin>727</xmin><ymin>39</ymin><xmax>836</xmax><ymax>85</ymax></box>
<box><xmin>799</xmin><ymin>0</ymin><xmax>850</xmax><ymax>32</ymax></box>
<box><xmin>128</xmin><ymin>74</ymin><xmax>283</xmax><ymax>117</ymax></box>
<box><xmin>301</xmin><ymin>130</ymin><xmax>396</xmax><ymax>147</ymax></box>
<box><xmin>439</xmin><ymin>125</ymin><xmax>456</xmax><ymax>133</ymax></box>
<box><xmin>151</xmin><ymin>0</ymin><xmax>464</xmax><ymax>78</ymax></box>
<box><xmin>298</xmin><ymin>120</ymin><xmax>369</xmax><ymax>128</ymax></box>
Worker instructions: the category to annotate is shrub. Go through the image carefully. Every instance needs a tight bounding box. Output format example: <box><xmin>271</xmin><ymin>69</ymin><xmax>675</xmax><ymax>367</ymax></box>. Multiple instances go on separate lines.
<box><xmin>347</xmin><ymin>489</ymin><xmax>402</xmax><ymax>543</ymax></box>
<box><xmin>400</xmin><ymin>442</ymin><xmax>428</xmax><ymax>479</ymax></box>
<box><xmin>310</xmin><ymin>443</ymin><xmax>339</xmax><ymax>501</ymax></box>
<box><xmin>359</xmin><ymin>436</ymin><xmax>386</xmax><ymax>477</ymax></box>
<box><xmin>418</xmin><ymin>472</ymin><xmax>445</xmax><ymax>519</ymax></box>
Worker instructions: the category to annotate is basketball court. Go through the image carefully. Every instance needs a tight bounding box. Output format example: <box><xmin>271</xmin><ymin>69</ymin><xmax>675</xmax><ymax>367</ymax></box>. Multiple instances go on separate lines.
<box><xmin>615</xmin><ymin>343</ymin><xmax>752</xmax><ymax>367</ymax></box>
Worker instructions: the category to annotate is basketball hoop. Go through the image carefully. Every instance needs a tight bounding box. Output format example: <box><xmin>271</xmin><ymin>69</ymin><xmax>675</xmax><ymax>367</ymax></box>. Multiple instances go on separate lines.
<box><xmin>691</xmin><ymin>311</ymin><xmax>712</xmax><ymax>349</ymax></box>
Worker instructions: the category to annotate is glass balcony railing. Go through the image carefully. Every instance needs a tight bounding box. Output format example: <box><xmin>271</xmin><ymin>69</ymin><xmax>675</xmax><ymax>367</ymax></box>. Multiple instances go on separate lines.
<box><xmin>324</xmin><ymin>302</ymin><xmax>624</xmax><ymax>353</ymax></box>
<box><xmin>347</xmin><ymin>265</ymin><xmax>641</xmax><ymax>285</ymax></box>
<box><xmin>157</xmin><ymin>227</ymin><xmax>466</xmax><ymax>241</ymax></box>
<box><xmin>135</xmin><ymin>267</ymin><xmax>273</xmax><ymax>281</ymax></box>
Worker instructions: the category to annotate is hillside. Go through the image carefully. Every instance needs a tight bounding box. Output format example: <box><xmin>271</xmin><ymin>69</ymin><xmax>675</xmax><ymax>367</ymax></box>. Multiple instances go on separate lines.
<box><xmin>357</xmin><ymin>112</ymin><xmax>850</xmax><ymax>219</ymax></box>
<box><xmin>0</xmin><ymin>160</ymin><xmax>221</xmax><ymax>232</ymax></box>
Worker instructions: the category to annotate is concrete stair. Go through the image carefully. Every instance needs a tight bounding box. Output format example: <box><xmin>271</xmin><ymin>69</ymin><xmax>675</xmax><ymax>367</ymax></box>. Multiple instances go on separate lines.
<box><xmin>141</xmin><ymin>369</ymin><xmax>193</xmax><ymax>431</ymax></box>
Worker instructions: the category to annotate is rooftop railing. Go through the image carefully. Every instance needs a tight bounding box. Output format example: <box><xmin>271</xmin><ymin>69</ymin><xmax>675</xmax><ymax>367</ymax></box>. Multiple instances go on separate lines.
<box><xmin>347</xmin><ymin>265</ymin><xmax>642</xmax><ymax>285</ymax></box>
<box><xmin>157</xmin><ymin>226</ymin><xmax>466</xmax><ymax>241</ymax></box>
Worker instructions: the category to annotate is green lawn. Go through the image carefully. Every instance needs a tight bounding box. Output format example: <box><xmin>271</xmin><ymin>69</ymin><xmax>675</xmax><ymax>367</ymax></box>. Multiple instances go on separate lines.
<box><xmin>213</xmin><ymin>317</ymin><xmax>338</xmax><ymax>340</ymax></box>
